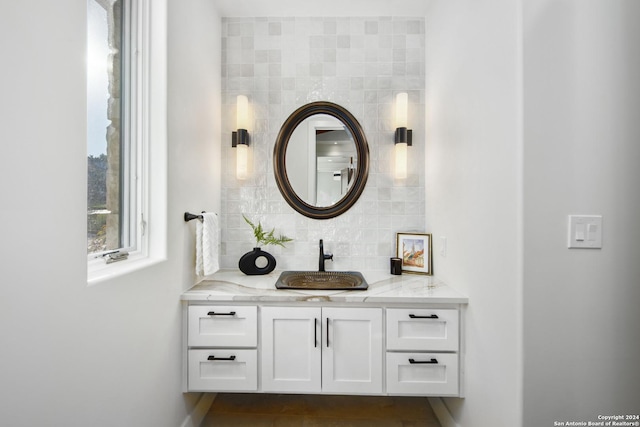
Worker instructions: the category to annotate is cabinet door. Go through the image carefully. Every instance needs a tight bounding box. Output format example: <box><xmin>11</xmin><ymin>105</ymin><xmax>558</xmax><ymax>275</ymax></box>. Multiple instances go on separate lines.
<box><xmin>261</xmin><ymin>306</ymin><xmax>322</xmax><ymax>392</ymax></box>
<box><xmin>322</xmin><ymin>307</ymin><xmax>383</xmax><ymax>394</ymax></box>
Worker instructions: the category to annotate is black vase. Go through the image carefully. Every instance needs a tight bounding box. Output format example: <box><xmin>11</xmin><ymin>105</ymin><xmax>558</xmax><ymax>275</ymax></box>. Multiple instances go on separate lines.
<box><xmin>238</xmin><ymin>247</ymin><xmax>277</xmax><ymax>275</ymax></box>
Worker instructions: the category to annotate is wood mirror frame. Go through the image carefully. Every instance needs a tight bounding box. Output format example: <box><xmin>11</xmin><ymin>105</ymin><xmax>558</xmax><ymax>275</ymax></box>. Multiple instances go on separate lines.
<box><xmin>273</xmin><ymin>101</ymin><xmax>370</xmax><ymax>219</ymax></box>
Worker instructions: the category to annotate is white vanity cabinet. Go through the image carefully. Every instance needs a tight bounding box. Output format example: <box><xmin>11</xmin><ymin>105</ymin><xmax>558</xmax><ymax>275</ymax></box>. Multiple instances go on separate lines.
<box><xmin>261</xmin><ymin>306</ymin><xmax>383</xmax><ymax>394</ymax></box>
<box><xmin>181</xmin><ymin>270</ymin><xmax>468</xmax><ymax>396</ymax></box>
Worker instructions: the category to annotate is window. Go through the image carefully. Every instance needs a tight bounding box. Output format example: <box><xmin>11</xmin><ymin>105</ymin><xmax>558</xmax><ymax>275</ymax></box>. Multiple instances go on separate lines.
<box><xmin>87</xmin><ymin>0</ymin><xmax>137</xmax><ymax>257</ymax></box>
<box><xmin>86</xmin><ymin>0</ymin><xmax>167</xmax><ymax>281</ymax></box>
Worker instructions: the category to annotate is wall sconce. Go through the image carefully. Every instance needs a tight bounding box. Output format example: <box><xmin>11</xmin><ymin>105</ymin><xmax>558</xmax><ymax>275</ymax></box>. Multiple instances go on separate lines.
<box><xmin>394</xmin><ymin>92</ymin><xmax>412</xmax><ymax>179</ymax></box>
<box><xmin>232</xmin><ymin>95</ymin><xmax>250</xmax><ymax>180</ymax></box>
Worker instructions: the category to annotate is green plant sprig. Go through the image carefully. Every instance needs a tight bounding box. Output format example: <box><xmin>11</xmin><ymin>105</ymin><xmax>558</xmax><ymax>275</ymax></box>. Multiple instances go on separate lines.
<box><xmin>243</xmin><ymin>215</ymin><xmax>293</xmax><ymax>248</ymax></box>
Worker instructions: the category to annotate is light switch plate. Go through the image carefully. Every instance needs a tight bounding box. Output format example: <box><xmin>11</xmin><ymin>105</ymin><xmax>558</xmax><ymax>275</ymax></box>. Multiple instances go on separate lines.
<box><xmin>568</xmin><ymin>215</ymin><xmax>602</xmax><ymax>249</ymax></box>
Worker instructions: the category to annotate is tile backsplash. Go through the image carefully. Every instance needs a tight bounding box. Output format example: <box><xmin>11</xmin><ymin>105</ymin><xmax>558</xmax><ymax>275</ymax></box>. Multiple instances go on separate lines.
<box><xmin>221</xmin><ymin>17</ymin><xmax>425</xmax><ymax>272</ymax></box>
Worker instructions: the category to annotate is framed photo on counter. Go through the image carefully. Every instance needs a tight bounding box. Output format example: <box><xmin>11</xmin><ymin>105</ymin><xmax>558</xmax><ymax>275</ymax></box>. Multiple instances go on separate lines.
<box><xmin>396</xmin><ymin>232</ymin><xmax>432</xmax><ymax>275</ymax></box>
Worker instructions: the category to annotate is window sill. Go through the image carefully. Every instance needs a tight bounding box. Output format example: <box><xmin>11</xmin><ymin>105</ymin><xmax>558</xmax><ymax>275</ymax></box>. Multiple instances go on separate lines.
<box><xmin>87</xmin><ymin>254</ymin><xmax>166</xmax><ymax>286</ymax></box>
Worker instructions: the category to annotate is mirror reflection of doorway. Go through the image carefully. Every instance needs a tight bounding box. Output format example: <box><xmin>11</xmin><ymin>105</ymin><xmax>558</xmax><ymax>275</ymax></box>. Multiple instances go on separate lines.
<box><xmin>285</xmin><ymin>114</ymin><xmax>357</xmax><ymax>207</ymax></box>
<box><xmin>316</xmin><ymin>129</ymin><xmax>355</xmax><ymax>206</ymax></box>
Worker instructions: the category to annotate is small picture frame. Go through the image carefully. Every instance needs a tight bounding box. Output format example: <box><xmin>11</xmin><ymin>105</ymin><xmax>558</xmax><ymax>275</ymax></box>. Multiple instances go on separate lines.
<box><xmin>396</xmin><ymin>232</ymin><xmax>432</xmax><ymax>275</ymax></box>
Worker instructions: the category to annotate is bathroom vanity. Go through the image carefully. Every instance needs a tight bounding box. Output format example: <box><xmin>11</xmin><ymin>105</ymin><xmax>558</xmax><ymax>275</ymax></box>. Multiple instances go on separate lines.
<box><xmin>181</xmin><ymin>270</ymin><xmax>468</xmax><ymax>397</ymax></box>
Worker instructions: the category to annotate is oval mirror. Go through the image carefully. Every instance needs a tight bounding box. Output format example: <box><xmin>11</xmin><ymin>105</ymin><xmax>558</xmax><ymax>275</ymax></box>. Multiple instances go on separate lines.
<box><xmin>274</xmin><ymin>102</ymin><xmax>369</xmax><ymax>219</ymax></box>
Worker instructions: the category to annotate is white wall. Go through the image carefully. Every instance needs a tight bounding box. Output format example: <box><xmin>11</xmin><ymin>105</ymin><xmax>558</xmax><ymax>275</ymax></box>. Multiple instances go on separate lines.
<box><xmin>0</xmin><ymin>0</ymin><xmax>220</xmax><ymax>425</ymax></box>
<box><xmin>169</xmin><ymin>0</ymin><xmax>222</xmax><ymax>287</ymax></box>
<box><xmin>523</xmin><ymin>1</ymin><xmax>640</xmax><ymax>425</ymax></box>
<box><xmin>424</xmin><ymin>0</ymin><xmax>523</xmax><ymax>425</ymax></box>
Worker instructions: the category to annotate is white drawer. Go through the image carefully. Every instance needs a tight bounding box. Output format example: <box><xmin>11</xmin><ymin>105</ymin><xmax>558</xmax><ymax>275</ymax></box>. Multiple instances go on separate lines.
<box><xmin>188</xmin><ymin>349</ymin><xmax>257</xmax><ymax>391</ymax></box>
<box><xmin>386</xmin><ymin>308</ymin><xmax>458</xmax><ymax>351</ymax></box>
<box><xmin>386</xmin><ymin>352</ymin><xmax>458</xmax><ymax>396</ymax></box>
<box><xmin>188</xmin><ymin>305</ymin><xmax>257</xmax><ymax>347</ymax></box>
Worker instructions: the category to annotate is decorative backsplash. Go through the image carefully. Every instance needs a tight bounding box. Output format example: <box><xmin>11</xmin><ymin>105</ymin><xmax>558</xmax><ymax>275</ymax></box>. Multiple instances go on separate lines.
<box><xmin>220</xmin><ymin>17</ymin><xmax>425</xmax><ymax>272</ymax></box>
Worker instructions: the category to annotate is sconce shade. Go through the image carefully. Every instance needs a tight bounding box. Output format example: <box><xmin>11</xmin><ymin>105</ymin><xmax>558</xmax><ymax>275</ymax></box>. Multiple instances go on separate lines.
<box><xmin>395</xmin><ymin>142</ymin><xmax>408</xmax><ymax>179</ymax></box>
<box><xmin>395</xmin><ymin>92</ymin><xmax>408</xmax><ymax>128</ymax></box>
<box><xmin>394</xmin><ymin>92</ymin><xmax>411</xmax><ymax>179</ymax></box>
<box><xmin>236</xmin><ymin>143</ymin><xmax>249</xmax><ymax>180</ymax></box>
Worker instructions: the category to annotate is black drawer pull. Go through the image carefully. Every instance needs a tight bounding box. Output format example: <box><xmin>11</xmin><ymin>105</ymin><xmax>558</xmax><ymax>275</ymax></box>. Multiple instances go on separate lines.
<box><xmin>207</xmin><ymin>311</ymin><xmax>236</xmax><ymax>316</ymax></box>
<box><xmin>314</xmin><ymin>318</ymin><xmax>318</xmax><ymax>348</ymax></box>
<box><xmin>326</xmin><ymin>318</ymin><xmax>330</xmax><ymax>348</ymax></box>
<box><xmin>409</xmin><ymin>358</ymin><xmax>438</xmax><ymax>364</ymax></box>
<box><xmin>207</xmin><ymin>355</ymin><xmax>236</xmax><ymax>361</ymax></box>
<box><xmin>409</xmin><ymin>314</ymin><xmax>439</xmax><ymax>319</ymax></box>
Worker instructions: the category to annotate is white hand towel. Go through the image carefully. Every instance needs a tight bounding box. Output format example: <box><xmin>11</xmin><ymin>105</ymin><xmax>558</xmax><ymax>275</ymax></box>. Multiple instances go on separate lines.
<box><xmin>196</xmin><ymin>212</ymin><xmax>220</xmax><ymax>276</ymax></box>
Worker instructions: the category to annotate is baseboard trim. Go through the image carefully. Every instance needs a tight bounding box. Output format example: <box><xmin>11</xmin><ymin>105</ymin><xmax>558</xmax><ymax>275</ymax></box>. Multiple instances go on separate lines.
<box><xmin>428</xmin><ymin>397</ymin><xmax>460</xmax><ymax>427</ymax></box>
<box><xmin>179</xmin><ymin>393</ymin><xmax>216</xmax><ymax>427</ymax></box>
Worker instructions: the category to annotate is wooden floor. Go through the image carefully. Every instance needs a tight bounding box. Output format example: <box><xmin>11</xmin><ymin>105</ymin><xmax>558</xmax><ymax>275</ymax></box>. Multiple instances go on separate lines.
<box><xmin>202</xmin><ymin>393</ymin><xmax>442</xmax><ymax>426</ymax></box>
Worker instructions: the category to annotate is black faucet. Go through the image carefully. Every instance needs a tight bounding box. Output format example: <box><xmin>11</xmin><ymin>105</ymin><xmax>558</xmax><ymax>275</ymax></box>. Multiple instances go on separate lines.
<box><xmin>319</xmin><ymin>239</ymin><xmax>333</xmax><ymax>272</ymax></box>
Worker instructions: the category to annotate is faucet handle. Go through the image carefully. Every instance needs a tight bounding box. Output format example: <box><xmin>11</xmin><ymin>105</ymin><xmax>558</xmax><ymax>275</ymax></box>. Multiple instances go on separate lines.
<box><xmin>319</xmin><ymin>239</ymin><xmax>333</xmax><ymax>271</ymax></box>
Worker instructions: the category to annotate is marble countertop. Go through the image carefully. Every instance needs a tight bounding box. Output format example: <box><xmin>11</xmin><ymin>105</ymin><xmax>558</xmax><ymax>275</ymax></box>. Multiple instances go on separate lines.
<box><xmin>182</xmin><ymin>269</ymin><xmax>468</xmax><ymax>304</ymax></box>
